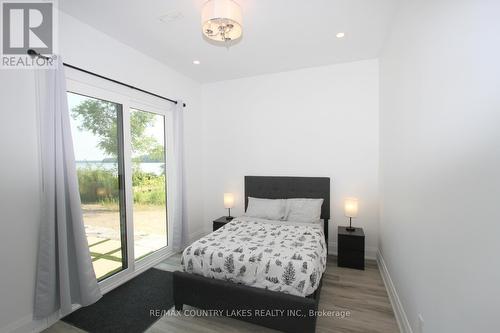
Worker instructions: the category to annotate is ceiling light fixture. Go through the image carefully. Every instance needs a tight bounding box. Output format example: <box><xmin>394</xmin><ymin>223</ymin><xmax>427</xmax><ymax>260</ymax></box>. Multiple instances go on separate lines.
<box><xmin>193</xmin><ymin>60</ymin><xmax>201</xmax><ymax>65</ymax></box>
<box><xmin>336</xmin><ymin>32</ymin><xmax>345</xmax><ymax>38</ymax></box>
<box><xmin>201</xmin><ymin>0</ymin><xmax>242</xmax><ymax>44</ymax></box>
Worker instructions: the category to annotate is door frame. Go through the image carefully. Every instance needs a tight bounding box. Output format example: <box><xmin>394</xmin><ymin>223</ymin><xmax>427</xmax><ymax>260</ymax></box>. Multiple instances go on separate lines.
<box><xmin>65</xmin><ymin>68</ymin><xmax>175</xmax><ymax>294</ymax></box>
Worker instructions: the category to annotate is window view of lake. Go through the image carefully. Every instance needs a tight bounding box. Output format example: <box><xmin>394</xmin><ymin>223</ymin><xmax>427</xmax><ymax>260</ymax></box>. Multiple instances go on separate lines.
<box><xmin>75</xmin><ymin>161</ymin><xmax>165</xmax><ymax>175</ymax></box>
<box><xmin>69</xmin><ymin>92</ymin><xmax>126</xmax><ymax>280</ymax></box>
<box><xmin>68</xmin><ymin>92</ymin><xmax>169</xmax><ymax>280</ymax></box>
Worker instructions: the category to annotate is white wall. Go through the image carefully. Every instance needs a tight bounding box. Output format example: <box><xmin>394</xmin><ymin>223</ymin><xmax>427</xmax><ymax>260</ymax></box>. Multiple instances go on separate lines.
<box><xmin>201</xmin><ymin>60</ymin><xmax>379</xmax><ymax>255</ymax></box>
<box><xmin>59</xmin><ymin>12</ymin><xmax>204</xmax><ymax>241</ymax></box>
<box><xmin>379</xmin><ymin>1</ymin><xmax>500</xmax><ymax>332</ymax></box>
<box><xmin>0</xmin><ymin>70</ymin><xmax>41</xmax><ymax>333</ymax></box>
<box><xmin>0</xmin><ymin>11</ymin><xmax>203</xmax><ymax>333</ymax></box>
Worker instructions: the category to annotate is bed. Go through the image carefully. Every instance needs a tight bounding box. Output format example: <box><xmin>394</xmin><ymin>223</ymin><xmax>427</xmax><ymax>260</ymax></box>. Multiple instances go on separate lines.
<box><xmin>173</xmin><ymin>176</ymin><xmax>330</xmax><ymax>333</ymax></box>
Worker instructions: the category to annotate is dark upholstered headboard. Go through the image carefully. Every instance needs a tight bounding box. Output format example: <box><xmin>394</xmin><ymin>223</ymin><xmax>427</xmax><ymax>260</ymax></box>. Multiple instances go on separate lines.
<box><xmin>244</xmin><ymin>176</ymin><xmax>330</xmax><ymax>245</ymax></box>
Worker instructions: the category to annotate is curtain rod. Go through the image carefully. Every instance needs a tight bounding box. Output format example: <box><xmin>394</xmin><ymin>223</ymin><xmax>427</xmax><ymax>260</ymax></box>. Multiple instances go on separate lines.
<box><xmin>27</xmin><ymin>49</ymin><xmax>186</xmax><ymax>108</ymax></box>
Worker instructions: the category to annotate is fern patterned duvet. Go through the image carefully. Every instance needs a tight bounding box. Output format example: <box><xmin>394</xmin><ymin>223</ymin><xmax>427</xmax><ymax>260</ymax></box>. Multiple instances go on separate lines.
<box><xmin>181</xmin><ymin>217</ymin><xmax>327</xmax><ymax>297</ymax></box>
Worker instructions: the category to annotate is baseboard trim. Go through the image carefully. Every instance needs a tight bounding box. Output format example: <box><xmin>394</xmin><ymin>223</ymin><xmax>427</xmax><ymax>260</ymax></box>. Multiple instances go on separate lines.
<box><xmin>0</xmin><ymin>312</ymin><xmax>56</xmax><ymax>333</ymax></box>
<box><xmin>376</xmin><ymin>250</ymin><xmax>412</xmax><ymax>333</ymax></box>
<box><xmin>328</xmin><ymin>241</ymin><xmax>377</xmax><ymax>260</ymax></box>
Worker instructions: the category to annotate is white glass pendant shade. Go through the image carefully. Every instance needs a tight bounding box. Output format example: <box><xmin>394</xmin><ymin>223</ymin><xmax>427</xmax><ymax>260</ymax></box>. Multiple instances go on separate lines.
<box><xmin>202</xmin><ymin>0</ymin><xmax>242</xmax><ymax>42</ymax></box>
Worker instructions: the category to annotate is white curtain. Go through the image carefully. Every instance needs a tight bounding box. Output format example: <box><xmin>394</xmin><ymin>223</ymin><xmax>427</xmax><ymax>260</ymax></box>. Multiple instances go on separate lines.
<box><xmin>34</xmin><ymin>59</ymin><xmax>102</xmax><ymax>319</ymax></box>
<box><xmin>172</xmin><ymin>101</ymin><xmax>188</xmax><ymax>251</ymax></box>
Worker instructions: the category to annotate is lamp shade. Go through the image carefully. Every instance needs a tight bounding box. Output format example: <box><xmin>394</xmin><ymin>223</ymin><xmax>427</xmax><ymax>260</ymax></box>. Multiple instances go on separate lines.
<box><xmin>202</xmin><ymin>0</ymin><xmax>242</xmax><ymax>42</ymax></box>
<box><xmin>224</xmin><ymin>193</ymin><xmax>235</xmax><ymax>208</ymax></box>
<box><xmin>344</xmin><ymin>198</ymin><xmax>358</xmax><ymax>218</ymax></box>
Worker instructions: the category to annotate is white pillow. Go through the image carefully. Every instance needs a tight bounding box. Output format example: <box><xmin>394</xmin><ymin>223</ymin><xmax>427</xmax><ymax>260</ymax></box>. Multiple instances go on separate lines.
<box><xmin>245</xmin><ymin>197</ymin><xmax>286</xmax><ymax>220</ymax></box>
<box><xmin>285</xmin><ymin>198</ymin><xmax>324</xmax><ymax>223</ymax></box>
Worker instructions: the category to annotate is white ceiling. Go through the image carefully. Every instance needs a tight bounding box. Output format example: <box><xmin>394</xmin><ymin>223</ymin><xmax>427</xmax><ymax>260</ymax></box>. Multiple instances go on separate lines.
<box><xmin>60</xmin><ymin>0</ymin><xmax>398</xmax><ymax>83</ymax></box>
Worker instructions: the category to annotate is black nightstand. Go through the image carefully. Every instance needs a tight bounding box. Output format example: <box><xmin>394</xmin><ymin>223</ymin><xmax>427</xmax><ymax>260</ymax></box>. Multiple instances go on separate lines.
<box><xmin>337</xmin><ymin>226</ymin><xmax>365</xmax><ymax>270</ymax></box>
<box><xmin>213</xmin><ymin>216</ymin><xmax>232</xmax><ymax>231</ymax></box>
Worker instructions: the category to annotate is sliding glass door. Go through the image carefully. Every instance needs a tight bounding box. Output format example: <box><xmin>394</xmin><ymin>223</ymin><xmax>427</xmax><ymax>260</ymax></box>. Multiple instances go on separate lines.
<box><xmin>130</xmin><ymin>108</ymin><xmax>168</xmax><ymax>260</ymax></box>
<box><xmin>66</xmin><ymin>72</ymin><xmax>172</xmax><ymax>286</ymax></box>
<box><xmin>68</xmin><ymin>92</ymin><xmax>127</xmax><ymax>280</ymax></box>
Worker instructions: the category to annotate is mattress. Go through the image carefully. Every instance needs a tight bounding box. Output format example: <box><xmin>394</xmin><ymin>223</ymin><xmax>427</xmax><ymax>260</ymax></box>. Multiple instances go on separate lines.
<box><xmin>181</xmin><ymin>216</ymin><xmax>327</xmax><ymax>297</ymax></box>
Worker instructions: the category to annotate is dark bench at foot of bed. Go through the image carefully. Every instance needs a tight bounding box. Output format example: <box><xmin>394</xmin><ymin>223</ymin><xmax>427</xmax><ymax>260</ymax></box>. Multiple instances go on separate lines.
<box><xmin>173</xmin><ymin>271</ymin><xmax>323</xmax><ymax>333</ymax></box>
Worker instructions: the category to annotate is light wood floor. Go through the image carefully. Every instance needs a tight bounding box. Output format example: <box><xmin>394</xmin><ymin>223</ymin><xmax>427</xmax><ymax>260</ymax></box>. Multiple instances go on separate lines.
<box><xmin>45</xmin><ymin>254</ymin><xmax>399</xmax><ymax>333</ymax></box>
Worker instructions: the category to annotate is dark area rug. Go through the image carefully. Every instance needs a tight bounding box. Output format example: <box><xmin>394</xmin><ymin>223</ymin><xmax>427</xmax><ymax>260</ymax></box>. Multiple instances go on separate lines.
<box><xmin>63</xmin><ymin>268</ymin><xmax>173</xmax><ymax>333</ymax></box>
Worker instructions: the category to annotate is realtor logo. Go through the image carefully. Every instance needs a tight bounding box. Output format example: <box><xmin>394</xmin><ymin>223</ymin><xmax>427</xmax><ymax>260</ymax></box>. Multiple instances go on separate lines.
<box><xmin>1</xmin><ymin>0</ymin><xmax>57</xmax><ymax>68</ymax></box>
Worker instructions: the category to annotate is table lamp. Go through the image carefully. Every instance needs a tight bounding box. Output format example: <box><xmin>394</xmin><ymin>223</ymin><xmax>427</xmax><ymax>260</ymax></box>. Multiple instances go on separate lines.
<box><xmin>344</xmin><ymin>198</ymin><xmax>358</xmax><ymax>232</ymax></box>
<box><xmin>224</xmin><ymin>193</ymin><xmax>234</xmax><ymax>220</ymax></box>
